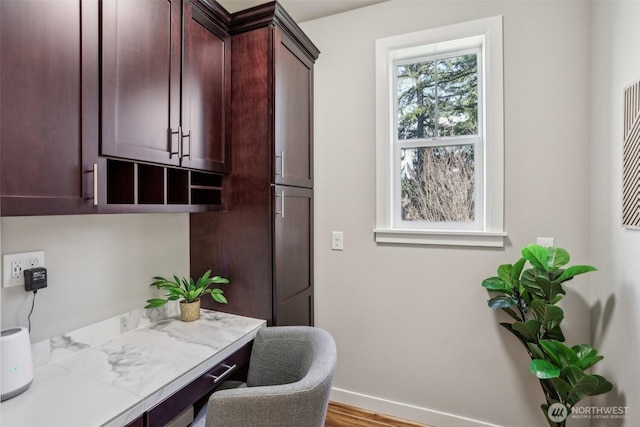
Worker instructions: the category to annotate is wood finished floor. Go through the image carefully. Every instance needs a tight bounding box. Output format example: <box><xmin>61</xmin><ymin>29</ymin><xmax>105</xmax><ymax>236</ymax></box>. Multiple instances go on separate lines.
<box><xmin>325</xmin><ymin>402</ymin><xmax>432</xmax><ymax>427</ymax></box>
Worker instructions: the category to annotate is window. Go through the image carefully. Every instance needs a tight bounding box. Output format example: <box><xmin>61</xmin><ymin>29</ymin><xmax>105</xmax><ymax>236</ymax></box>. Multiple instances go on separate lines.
<box><xmin>374</xmin><ymin>16</ymin><xmax>505</xmax><ymax>247</ymax></box>
<box><xmin>396</xmin><ymin>51</ymin><xmax>481</xmax><ymax>229</ymax></box>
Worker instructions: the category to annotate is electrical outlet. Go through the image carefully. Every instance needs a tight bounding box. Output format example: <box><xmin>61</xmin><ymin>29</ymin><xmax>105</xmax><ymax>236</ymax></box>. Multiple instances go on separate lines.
<box><xmin>537</xmin><ymin>237</ymin><xmax>554</xmax><ymax>248</ymax></box>
<box><xmin>3</xmin><ymin>251</ymin><xmax>45</xmax><ymax>288</ymax></box>
<box><xmin>11</xmin><ymin>260</ymin><xmax>24</xmax><ymax>280</ymax></box>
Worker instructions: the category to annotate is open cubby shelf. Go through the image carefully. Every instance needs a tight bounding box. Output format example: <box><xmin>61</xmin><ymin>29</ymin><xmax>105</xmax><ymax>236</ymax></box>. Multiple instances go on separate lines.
<box><xmin>106</xmin><ymin>159</ymin><xmax>223</xmax><ymax>209</ymax></box>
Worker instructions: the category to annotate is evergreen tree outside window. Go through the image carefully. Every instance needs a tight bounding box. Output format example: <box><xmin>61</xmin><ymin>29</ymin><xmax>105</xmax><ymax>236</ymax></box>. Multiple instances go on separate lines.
<box><xmin>375</xmin><ymin>17</ymin><xmax>505</xmax><ymax>247</ymax></box>
<box><xmin>396</xmin><ymin>52</ymin><xmax>479</xmax><ymax>224</ymax></box>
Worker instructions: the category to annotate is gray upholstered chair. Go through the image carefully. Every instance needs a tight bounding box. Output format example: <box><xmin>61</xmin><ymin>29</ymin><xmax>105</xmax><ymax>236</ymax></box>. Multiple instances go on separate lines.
<box><xmin>192</xmin><ymin>326</ymin><xmax>337</xmax><ymax>427</ymax></box>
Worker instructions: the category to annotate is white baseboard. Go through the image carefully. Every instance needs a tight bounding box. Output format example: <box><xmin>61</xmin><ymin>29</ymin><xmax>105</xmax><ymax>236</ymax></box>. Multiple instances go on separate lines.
<box><xmin>330</xmin><ymin>387</ymin><xmax>503</xmax><ymax>427</ymax></box>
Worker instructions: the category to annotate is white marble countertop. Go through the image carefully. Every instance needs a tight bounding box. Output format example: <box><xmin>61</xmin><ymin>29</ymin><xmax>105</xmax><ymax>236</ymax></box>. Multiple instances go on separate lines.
<box><xmin>0</xmin><ymin>309</ymin><xmax>265</xmax><ymax>427</ymax></box>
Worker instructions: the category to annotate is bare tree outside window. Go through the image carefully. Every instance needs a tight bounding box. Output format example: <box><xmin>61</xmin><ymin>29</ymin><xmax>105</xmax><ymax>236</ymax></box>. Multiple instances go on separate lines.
<box><xmin>396</xmin><ymin>54</ymin><xmax>478</xmax><ymax>223</ymax></box>
<box><xmin>401</xmin><ymin>145</ymin><xmax>475</xmax><ymax>222</ymax></box>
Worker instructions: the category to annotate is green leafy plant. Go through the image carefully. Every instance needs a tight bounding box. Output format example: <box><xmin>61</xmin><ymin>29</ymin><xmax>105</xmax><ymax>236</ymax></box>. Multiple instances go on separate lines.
<box><xmin>482</xmin><ymin>244</ymin><xmax>612</xmax><ymax>426</ymax></box>
<box><xmin>144</xmin><ymin>270</ymin><xmax>229</xmax><ymax>309</ymax></box>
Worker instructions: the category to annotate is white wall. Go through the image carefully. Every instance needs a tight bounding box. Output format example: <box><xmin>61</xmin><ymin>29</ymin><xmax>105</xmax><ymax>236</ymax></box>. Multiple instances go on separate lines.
<box><xmin>0</xmin><ymin>214</ymin><xmax>190</xmax><ymax>343</ymax></box>
<box><xmin>303</xmin><ymin>1</ymin><xmax>592</xmax><ymax>426</ymax></box>
<box><xmin>591</xmin><ymin>2</ymin><xmax>640</xmax><ymax>426</ymax></box>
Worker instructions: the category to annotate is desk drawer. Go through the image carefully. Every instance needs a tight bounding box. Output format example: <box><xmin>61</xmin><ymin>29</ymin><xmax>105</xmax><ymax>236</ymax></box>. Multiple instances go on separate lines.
<box><xmin>146</xmin><ymin>341</ymin><xmax>253</xmax><ymax>426</ymax></box>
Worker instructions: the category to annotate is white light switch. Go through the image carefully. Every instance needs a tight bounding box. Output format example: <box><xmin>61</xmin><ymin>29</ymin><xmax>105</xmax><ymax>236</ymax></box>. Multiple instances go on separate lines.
<box><xmin>331</xmin><ymin>231</ymin><xmax>344</xmax><ymax>251</ymax></box>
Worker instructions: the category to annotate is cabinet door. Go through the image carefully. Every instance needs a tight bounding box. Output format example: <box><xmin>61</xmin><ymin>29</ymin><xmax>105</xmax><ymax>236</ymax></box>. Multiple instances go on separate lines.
<box><xmin>274</xmin><ymin>29</ymin><xmax>314</xmax><ymax>188</ymax></box>
<box><xmin>180</xmin><ymin>2</ymin><xmax>231</xmax><ymax>173</ymax></box>
<box><xmin>0</xmin><ymin>0</ymin><xmax>99</xmax><ymax>216</ymax></box>
<box><xmin>101</xmin><ymin>0</ymin><xmax>181</xmax><ymax>166</ymax></box>
<box><xmin>273</xmin><ymin>186</ymin><xmax>313</xmax><ymax>326</ymax></box>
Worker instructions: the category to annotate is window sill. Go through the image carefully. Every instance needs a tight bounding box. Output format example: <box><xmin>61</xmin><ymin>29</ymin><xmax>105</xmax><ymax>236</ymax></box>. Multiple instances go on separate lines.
<box><xmin>373</xmin><ymin>228</ymin><xmax>507</xmax><ymax>248</ymax></box>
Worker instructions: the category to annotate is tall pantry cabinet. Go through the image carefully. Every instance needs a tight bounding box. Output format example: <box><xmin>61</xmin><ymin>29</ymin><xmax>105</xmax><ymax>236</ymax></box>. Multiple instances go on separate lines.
<box><xmin>190</xmin><ymin>3</ymin><xmax>319</xmax><ymax>326</ymax></box>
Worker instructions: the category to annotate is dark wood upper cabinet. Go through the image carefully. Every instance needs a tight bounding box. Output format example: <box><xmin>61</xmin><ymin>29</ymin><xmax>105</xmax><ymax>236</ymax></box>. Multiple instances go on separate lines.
<box><xmin>1</xmin><ymin>0</ymin><xmax>311</xmax><ymax>220</ymax></box>
<box><xmin>274</xmin><ymin>30</ymin><xmax>314</xmax><ymax>188</ymax></box>
<box><xmin>181</xmin><ymin>2</ymin><xmax>231</xmax><ymax>173</ymax></box>
<box><xmin>0</xmin><ymin>0</ymin><xmax>99</xmax><ymax>216</ymax></box>
<box><xmin>101</xmin><ymin>0</ymin><xmax>181</xmax><ymax>167</ymax></box>
<box><xmin>101</xmin><ymin>0</ymin><xmax>230</xmax><ymax>174</ymax></box>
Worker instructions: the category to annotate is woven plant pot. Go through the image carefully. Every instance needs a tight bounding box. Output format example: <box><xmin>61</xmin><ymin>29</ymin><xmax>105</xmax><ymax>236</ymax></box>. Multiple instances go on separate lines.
<box><xmin>179</xmin><ymin>299</ymin><xmax>201</xmax><ymax>322</ymax></box>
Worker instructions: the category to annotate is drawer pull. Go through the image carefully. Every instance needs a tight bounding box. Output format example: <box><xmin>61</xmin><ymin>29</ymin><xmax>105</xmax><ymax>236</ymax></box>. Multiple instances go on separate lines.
<box><xmin>206</xmin><ymin>363</ymin><xmax>236</xmax><ymax>383</ymax></box>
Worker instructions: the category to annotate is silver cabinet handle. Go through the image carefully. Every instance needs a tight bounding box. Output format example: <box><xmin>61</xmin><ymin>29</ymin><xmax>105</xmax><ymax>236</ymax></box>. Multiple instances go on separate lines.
<box><xmin>169</xmin><ymin>127</ymin><xmax>182</xmax><ymax>158</ymax></box>
<box><xmin>275</xmin><ymin>191</ymin><xmax>285</xmax><ymax>218</ymax></box>
<box><xmin>275</xmin><ymin>151</ymin><xmax>285</xmax><ymax>177</ymax></box>
<box><xmin>92</xmin><ymin>163</ymin><xmax>98</xmax><ymax>206</ymax></box>
<box><xmin>206</xmin><ymin>363</ymin><xmax>236</xmax><ymax>384</ymax></box>
<box><xmin>182</xmin><ymin>130</ymin><xmax>192</xmax><ymax>161</ymax></box>
<box><xmin>169</xmin><ymin>127</ymin><xmax>191</xmax><ymax>161</ymax></box>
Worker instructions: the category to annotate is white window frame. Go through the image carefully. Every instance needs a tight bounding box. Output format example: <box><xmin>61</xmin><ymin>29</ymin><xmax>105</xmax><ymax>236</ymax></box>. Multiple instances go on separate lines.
<box><xmin>374</xmin><ymin>16</ymin><xmax>506</xmax><ymax>247</ymax></box>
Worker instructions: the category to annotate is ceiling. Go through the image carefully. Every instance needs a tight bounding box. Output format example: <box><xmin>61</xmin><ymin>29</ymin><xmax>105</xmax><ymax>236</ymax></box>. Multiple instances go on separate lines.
<box><xmin>217</xmin><ymin>0</ymin><xmax>388</xmax><ymax>23</ymax></box>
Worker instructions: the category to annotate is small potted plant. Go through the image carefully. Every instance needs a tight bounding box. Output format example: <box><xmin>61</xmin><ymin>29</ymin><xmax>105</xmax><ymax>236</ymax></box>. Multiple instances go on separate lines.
<box><xmin>144</xmin><ymin>270</ymin><xmax>229</xmax><ymax>322</ymax></box>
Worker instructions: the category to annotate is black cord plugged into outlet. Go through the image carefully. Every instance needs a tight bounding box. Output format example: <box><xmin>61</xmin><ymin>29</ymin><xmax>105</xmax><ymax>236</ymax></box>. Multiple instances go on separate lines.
<box><xmin>24</xmin><ymin>267</ymin><xmax>47</xmax><ymax>332</ymax></box>
<box><xmin>27</xmin><ymin>290</ymin><xmax>37</xmax><ymax>333</ymax></box>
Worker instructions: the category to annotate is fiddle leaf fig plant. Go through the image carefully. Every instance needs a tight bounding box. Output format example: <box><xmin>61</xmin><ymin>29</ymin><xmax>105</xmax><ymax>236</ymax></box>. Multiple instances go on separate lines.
<box><xmin>144</xmin><ymin>269</ymin><xmax>229</xmax><ymax>309</ymax></box>
<box><xmin>482</xmin><ymin>244</ymin><xmax>612</xmax><ymax>426</ymax></box>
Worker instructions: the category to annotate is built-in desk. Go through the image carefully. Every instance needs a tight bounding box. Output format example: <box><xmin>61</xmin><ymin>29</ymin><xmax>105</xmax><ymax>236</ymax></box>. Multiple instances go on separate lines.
<box><xmin>0</xmin><ymin>309</ymin><xmax>265</xmax><ymax>426</ymax></box>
